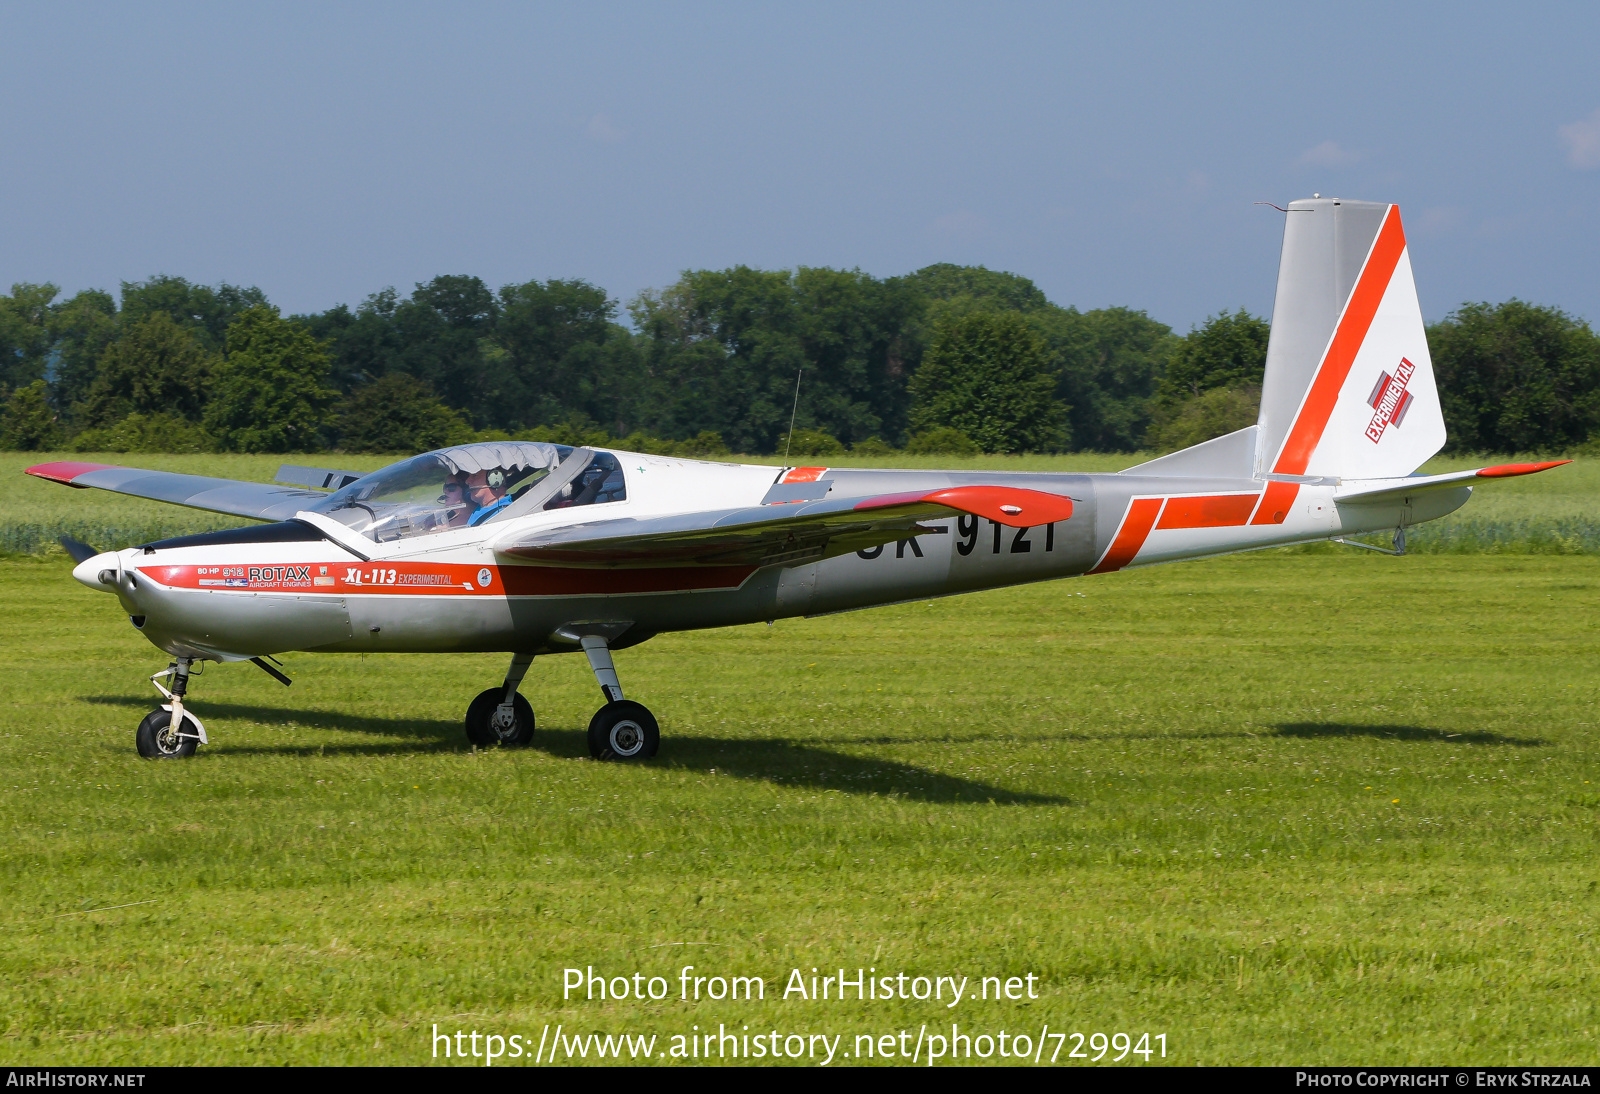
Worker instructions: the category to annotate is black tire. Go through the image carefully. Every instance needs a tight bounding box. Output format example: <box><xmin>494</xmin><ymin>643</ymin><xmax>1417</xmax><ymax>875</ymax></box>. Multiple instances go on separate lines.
<box><xmin>135</xmin><ymin>709</ymin><xmax>199</xmax><ymax>760</ymax></box>
<box><xmin>465</xmin><ymin>688</ymin><xmax>535</xmax><ymax>747</ymax></box>
<box><xmin>587</xmin><ymin>700</ymin><xmax>659</xmax><ymax>761</ymax></box>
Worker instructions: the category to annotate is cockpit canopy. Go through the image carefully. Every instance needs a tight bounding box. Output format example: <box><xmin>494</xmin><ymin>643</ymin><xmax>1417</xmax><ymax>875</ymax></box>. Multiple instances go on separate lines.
<box><xmin>312</xmin><ymin>441</ymin><xmax>626</xmax><ymax>542</ymax></box>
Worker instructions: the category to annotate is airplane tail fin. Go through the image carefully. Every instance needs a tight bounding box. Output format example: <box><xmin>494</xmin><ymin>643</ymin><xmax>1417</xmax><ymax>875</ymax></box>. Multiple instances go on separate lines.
<box><xmin>1255</xmin><ymin>198</ymin><xmax>1446</xmax><ymax>479</ymax></box>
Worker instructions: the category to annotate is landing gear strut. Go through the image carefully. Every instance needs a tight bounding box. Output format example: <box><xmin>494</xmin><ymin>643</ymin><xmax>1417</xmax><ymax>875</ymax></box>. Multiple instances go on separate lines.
<box><xmin>464</xmin><ymin>653</ymin><xmax>536</xmax><ymax>747</ymax></box>
<box><xmin>136</xmin><ymin>658</ymin><xmax>208</xmax><ymax>760</ymax></box>
<box><xmin>579</xmin><ymin>635</ymin><xmax>658</xmax><ymax>761</ymax></box>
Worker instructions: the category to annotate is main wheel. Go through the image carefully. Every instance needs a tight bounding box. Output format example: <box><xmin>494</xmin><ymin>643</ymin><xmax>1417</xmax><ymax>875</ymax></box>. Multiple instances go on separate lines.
<box><xmin>464</xmin><ymin>689</ymin><xmax>535</xmax><ymax>747</ymax></box>
<box><xmin>136</xmin><ymin>709</ymin><xmax>199</xmax><ymax>760</ymax></box>
<box><xmin>587</xmin><ymin>701</ymin><xmax>659</xmax><ymax>761</ymax></box>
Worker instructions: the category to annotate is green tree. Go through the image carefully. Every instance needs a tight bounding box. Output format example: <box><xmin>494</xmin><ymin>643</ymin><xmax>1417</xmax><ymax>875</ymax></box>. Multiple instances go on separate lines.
<box><xmin>398</xmin><ymin>275</ymin><xmax>498</xmax><ymax>417</ymax></box>
<box><xmin>492</xmin><ymin>279</ymin><xmax>629</xmax><ymax>432</ymax></box>
<box><xmin>0</xmin><ymin>380</ymin><xmax>62</xmax><ymax>450</ymax></box>
<box><xmin>909</xmin><ymin>312</ymin><xmax>1064</xmax><ymax>453</ymax></box>
<box><xmin>0</xmin><ymin>282</ymin><xmax>59</xmax><ymax>392</ymax></box>
<box><xmin>1146</xmin><ymin>385</ymin><xmax>1262</xmax><ymax>453</ymax></box>
<box><xmin>205</xmin><ymin>307</ymin><xmax>338</xmax><ymax>453</ymax></box>
<box><xmin>850</xmin><ymin>436</ymin><xmax>895</xmax><ymax>455</ymax></box>
<box><xmin>336</xmin><ymin>373</ymin><xmax>474</xmax><ymax>453</ymax></box>
<box><xmin>1144</xmin><ymin>309</ymin><xmax>1269</xmax><ymax>448</ymax></box>
<box><xmin>297</xmin><ymin>289</ymin><xmax>407</xmax><ymax>393</ymax></box>
<box><xmin>630</xmin><ymin>266</ymin><xmax>921</xmax><ymax>451</ymax></box>
<box><xmin>46</xmin><ymin>289</ymin><xmax>118</xmax><ymax>417</ymax></box>
<box><xmin>905</xmin><ymin>263</ymin><xmax>1051</xmax><ymax>316</ymax></box>
<box><xmin>70</xmin><ymin>412</ymin><xmax>211</xmax><ymax>454</ymax></box>
<box><xmin>1157</xmin><ymin>309</ymin><xmax>1270</xmax><ymax>401</ymax></box>
<box><xmin>78</xmin><ymin>313</ymin><xmax>213</xmax><ymax>427</ymax></box>
<box><xmin>1046</xmin><ymin>306</ymin><xmax>1178</xmax><ymax>451</ymax></box>
<box><xmin>120</xmin><ymin>275</ymin><xmax>269</xmax><ymax>351</ymax></box>
<box><xmin>905</xmin><ymin>426</ymin><xmax>978</xmax><ymax>455</ymax></box>
<box><xmin>1428</xmin><ymin>300</ymin><xmax>1600</xmax><ymax>453</ymax></box>
<box><xmin>776</xmin><ymin>428</ymin><xmax>846</xmax><ymax>457</ymax></box>
<box><xmin>299</xmin><ymin>276</ymin><xmax>500</xmax><ymax>424</ymax></box>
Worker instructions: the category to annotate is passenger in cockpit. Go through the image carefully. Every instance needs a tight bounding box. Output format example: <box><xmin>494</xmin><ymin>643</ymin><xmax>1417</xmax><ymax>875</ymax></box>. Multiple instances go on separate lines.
<box><xmin>466</xmin><ymin>468</ymin><xmax>513</xmax><ymax>525</ymax></box>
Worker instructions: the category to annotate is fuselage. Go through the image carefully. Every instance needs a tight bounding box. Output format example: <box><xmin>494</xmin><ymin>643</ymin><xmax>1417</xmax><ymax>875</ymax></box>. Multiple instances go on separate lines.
<box><xmin>73</xmin><ymin>449</ymin><xmax>1471</xmax><ymax>663</ymax></box>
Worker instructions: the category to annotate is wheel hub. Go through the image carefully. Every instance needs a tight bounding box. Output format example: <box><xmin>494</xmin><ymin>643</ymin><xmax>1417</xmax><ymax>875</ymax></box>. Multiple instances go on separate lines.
<box><xmin>610</xmin><ymin>720</ymin><xmax>643</xmax><ymax>756</ymax></box>
<box><xmin>491</xmin><ymin>703</ymin><xmax>518</xmax><ymax>738</ymax></box>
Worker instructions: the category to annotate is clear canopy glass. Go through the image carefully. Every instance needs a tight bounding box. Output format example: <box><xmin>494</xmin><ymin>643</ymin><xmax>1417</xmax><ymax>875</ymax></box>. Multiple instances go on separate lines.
<box><xmin>311</xmin><ymin>441</ymin><xmax>626</xmax><ymax>542</ymax></box>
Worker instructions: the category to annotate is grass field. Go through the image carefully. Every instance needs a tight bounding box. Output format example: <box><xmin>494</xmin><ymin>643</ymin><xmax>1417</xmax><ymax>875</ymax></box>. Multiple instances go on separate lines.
<box><xmin>1</xmin><ymin>542</ymin><xmax>1597</xmax><ymax>1064</ymax></box>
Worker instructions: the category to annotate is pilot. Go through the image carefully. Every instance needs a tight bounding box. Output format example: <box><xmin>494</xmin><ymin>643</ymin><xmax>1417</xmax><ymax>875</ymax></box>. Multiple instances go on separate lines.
<box><xmin>465</xmin><ymin>468</ymin><xmax>513</xmax><ymax>526</ymax></box>
<box><xmin>438</xmin><ymin>475</ymin><xmax>472</xmax><ymax>528</ymax></box>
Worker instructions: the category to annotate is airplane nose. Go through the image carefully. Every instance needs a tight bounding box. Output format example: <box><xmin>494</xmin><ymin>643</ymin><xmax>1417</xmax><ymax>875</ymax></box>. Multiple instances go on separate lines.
<box><xmin>73</xmin><ymin>551</ymin><xmax>125</xmax><ymax>594</ymax></box>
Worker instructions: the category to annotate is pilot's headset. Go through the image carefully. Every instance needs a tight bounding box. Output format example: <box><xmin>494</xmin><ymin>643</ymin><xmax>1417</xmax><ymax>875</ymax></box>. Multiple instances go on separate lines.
<box><xmin>485</xmin><ymin>469</ymin><xmax>506</xmax><ymax>490</ymax></box>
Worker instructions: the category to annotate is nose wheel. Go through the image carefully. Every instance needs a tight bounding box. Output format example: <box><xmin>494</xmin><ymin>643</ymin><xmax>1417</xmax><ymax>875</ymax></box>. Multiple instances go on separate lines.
<box><xmin>136</xmin><ymin>659</ymin><xmax>207</xmax><ymax>760</ymax></box>
<box><xmin>136</xmin><ymin>709</ymin><xmax>200</xmax><ymax>759</ymax></box>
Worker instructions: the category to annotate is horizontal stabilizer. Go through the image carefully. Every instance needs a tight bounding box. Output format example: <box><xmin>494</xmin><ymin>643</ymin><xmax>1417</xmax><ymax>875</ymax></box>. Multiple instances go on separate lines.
<box><xmin>1334</xmin><ymin>460</ymin><xmax>1570</xmax><ymax>506</ymax></box>
<box><xmin>1121</xmin><ymin>426</ymin><xmax>1258</xmax><ymax>478</ymax></box>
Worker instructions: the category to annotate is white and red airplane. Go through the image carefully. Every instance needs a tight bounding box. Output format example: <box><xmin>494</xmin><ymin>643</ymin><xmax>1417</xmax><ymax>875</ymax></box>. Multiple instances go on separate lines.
<box><xmin>29</xmin><ymin>197</ymin><xmax>1568</xmax><ymax>761</ymax></box>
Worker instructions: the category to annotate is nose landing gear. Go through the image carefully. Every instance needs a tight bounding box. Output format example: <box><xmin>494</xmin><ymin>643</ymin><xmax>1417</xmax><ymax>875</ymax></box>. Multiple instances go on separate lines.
<box><xmin>137</xmin><ymin>659</ymin><xmax>208</xmax><ymax>760</ymax></box>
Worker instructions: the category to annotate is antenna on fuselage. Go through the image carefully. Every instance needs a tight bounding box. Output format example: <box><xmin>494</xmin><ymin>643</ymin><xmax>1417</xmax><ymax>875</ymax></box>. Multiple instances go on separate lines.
<box><xmin>782</xmin><ymin>367</ymin><xmax>803</xmax><ymax>465</ymax></box>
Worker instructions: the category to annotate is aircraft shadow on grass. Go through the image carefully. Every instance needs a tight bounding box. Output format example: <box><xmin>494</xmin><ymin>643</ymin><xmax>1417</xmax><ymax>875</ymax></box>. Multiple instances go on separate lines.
<box><xmin>82</xmin><ymin>695</ymin><xmax>1064</xmax><ymax>805</ymax></box>
<box><xmin>1271</xmin><ymin>722</ymin><xmax>1545</xmax><ymax>747</ymax></box>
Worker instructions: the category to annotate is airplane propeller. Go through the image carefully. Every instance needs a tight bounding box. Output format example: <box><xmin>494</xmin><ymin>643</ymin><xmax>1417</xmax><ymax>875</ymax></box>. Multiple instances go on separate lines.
<box><xmin>59</xmin><ymin>536</ymin><xmax>98</xmax><ymax>564</ymax></box>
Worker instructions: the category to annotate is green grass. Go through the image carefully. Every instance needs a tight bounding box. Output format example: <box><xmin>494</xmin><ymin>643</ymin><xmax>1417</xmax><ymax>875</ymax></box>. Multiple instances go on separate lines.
<box><xmin>2</xmin><ymin>551</ymin><xmax>1598</xmax><ymax>1064</ymax></box>
<box><xmin>3</xmin><ymin>449</ymin><xmax>1594</xmax><ymax>557</ymax></box>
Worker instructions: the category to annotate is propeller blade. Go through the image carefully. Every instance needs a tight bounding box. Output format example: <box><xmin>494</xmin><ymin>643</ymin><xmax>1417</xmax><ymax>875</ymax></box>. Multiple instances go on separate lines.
<box><xmin>59</xmin><ymin>536</ymin><xmax>99</xmax><ymax>564</ymax></box>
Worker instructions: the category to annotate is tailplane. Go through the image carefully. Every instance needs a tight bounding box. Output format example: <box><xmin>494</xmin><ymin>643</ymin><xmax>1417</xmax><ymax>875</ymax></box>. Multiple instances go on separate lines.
<box><xmin>1256</xmin><ymin>198</ymin><xmax>1445</xmax><ymax>479</ymax></box>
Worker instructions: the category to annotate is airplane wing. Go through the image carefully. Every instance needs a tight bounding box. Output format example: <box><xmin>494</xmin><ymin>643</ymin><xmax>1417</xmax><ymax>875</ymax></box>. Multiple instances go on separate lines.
<box><xmin>493</xmin><ymin>485</ymin><xmax>1076</xmax><ymax>568</ymax></box>
<box><xmin>1333</xmin><ymin>460</ymin><xmax>1570</xmax><ymax>506</ymax></box>
<box><xmin>23</xmin><ymin>460</ymin><xmax>338</xmax><ymax>522</ymax></box>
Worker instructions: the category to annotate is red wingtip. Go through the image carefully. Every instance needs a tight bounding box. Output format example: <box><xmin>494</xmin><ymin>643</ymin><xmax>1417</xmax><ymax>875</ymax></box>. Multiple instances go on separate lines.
<box><xmin>1475</xmin><ymin>460</ymin><xmax>1572</xmax><ymax>479</ymax></box>
<box><xmin>23</xmin><ymin>461</ymin><xmax>121</xmax><ymax>486</ymax></box>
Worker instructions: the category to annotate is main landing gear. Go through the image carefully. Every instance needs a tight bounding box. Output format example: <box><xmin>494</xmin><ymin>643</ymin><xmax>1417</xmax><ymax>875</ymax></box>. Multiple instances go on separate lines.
<box><xmin>578</xmin><ymin>635</ymin><xmax>658</xmax><ymax>761</ymax></box>
<box><xmin>461</xmin><ymin>639</ymin><xmax>659</xmax><ymax>761</ymax></box>
<box><xmin>465</xmin><ymin>653</ymin><xmax>536</xmax><ymax>747</ymax></box>
<box><xmin>136</xmin><ymin>658</ymin><xmax>208</xmax><ymax>760</ymax></box>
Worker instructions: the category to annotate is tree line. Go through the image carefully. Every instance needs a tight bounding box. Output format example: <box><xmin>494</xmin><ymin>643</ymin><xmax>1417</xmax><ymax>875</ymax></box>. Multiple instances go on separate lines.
<box><xmin>1</xmin><ymin>266</ymin><xmax>1596</xmax><ymax>457</ymax></box>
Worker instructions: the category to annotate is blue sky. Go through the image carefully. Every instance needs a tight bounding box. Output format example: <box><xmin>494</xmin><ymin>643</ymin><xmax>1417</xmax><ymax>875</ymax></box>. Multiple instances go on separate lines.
<box><xmin>2</xmin><ymin>1</ymin><xmax>1596</xmax><ymax>331</ymax></box>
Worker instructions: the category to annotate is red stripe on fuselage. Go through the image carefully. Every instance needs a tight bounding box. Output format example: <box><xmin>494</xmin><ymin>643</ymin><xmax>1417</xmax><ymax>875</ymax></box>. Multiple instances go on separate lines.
<box><xmin>1272</xmin><ymin>205</ymin><xmax>1408</xmax><ymax>475</ymax></box>
<box><xmin>1154</xmin><ymin>493</ymin><xmax>1258</xmax><ymax>530</ymax></box>
<box><xmin>138</xmin><ymin>561</ymin><xmax>756</xmax><ymax>596</ymax></box>
<box><xmin>1088</xmin><ymin>497</ymin><xmax>1164</xmax><ymax>574</ymax></box>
